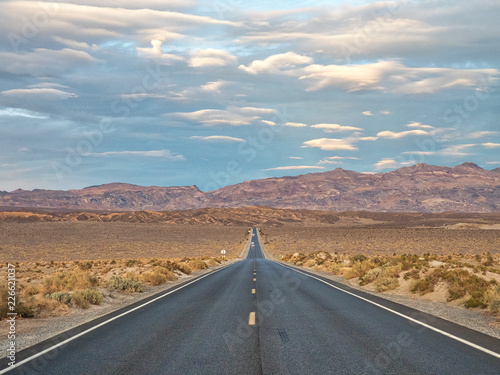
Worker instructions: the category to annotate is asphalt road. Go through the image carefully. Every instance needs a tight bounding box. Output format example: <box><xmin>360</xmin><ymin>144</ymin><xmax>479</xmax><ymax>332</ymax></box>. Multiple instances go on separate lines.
<box><xmin>2</xmin><ymin>228</ymin><xmax>500</xmax><ymax>374</ymax></box>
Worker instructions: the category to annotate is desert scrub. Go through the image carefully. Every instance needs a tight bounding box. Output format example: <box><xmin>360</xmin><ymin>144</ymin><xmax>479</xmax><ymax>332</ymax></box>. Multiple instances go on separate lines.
<box><xmin>404</xmin><ymin>269</ymin><xmax>421</xmax><ymax>280</ymax></box>
<box><xmin>141</xmin><ymin>271</ymin><xmax>167</xmax><ymax>286</ymax></box>
<box><xmin>375</xmin><ymin>277</ymin><xmax>400</xmax><ymax>292</ymax></box>
<box><xmin>45</xmin><ymin>292</ymin><xmax>72</xmax><ymax>305</ymax></box>
<box><xmin>344</xmin><ymin>260</ymin><xmax>372</xmax><ymax>280</ymax></box>
<box><xmin>482</xmin><ymin>285</ymin><xmax>500</xmax><ymax>314</ymax></box>
<box><xmin>106</xmin><ymin>276</ymin><xmax>143</xmax><ymax>292</ymax></box>
<box><xmin>187</xmin><ymin>259</ymin><xmax>207</xmax><ymax>271</ymax></box>
<box><xmin>359</xmin><ymin>267</ymin><xmax>383</xmax><ymax>285</ymax></box>
<box><xmin>72</xmin><ymin>289</ymin><xmax>104</xmax><ymax>309</ymax></box>
<box><xmin>43</xmin><ymin>270</ymin><xmax>98</xmax><ymax>294</ymax></box>
<box><xmin>0</xmin><ymin>288</ymin><xmax>35</xmax><ymax>318</ymax></box>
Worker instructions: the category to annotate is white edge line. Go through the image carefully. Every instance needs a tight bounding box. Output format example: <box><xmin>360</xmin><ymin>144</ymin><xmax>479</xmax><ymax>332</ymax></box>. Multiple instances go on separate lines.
<box><xmin>0</xmin><ymin>262</ymin><xmax>238</xmax><ymax>374</ymax></box>
<box><xmin>276</xmin><ymin>262</ymin><xmax>500</xmax><ymax>360</ymax></box>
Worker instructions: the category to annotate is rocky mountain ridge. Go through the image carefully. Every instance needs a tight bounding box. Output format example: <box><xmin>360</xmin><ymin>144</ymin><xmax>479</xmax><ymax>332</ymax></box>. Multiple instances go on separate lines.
<box><xmin>1</xmin><ymin>163</ymin><xmax>499</xmax><ymax>213</ymax></box>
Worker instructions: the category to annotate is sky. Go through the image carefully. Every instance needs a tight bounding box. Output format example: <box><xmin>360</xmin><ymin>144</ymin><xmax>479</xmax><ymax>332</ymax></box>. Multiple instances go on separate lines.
<box><xmin>0</xmin><ymin>0</ymin><xmax>499</xmax><ymax>192</ymax></box>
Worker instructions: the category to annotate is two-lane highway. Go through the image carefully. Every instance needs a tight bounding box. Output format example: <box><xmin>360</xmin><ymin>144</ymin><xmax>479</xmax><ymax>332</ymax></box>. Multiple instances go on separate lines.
<box><xmin>2</xmin><ymin>228</ymin><xmax>500</xmax><ymax>374</ymax></box>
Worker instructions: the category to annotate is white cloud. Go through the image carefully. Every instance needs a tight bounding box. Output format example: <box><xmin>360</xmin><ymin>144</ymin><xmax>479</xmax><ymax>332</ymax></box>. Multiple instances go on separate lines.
<box><xmin>318</xmin><ymin>159</ymin><xmax>342</xmax><ymax>164</ymax></box>
<box><xmin>406</xmin><ymin>122</ymin><xmax>434</xmax><ymax>130</ymax></box>
<box><xmin>322</xmin><ymin>156</ymin><xmax>360</xmax><ymax>160</ymax></box>
<box><xmin>1</xmin><ymin>88</ymin><xmax>77</xmax><ymax>100</ymax></box>
<box><xmin>264</xmin><ymin>165</ymin><xmax>325</xmax><ymax>171</ymax></box>
<box><xmin>136</xmin><ymin>39</ymin><xmax>184</xmax><ymax>63</ymax></box>
<box><xmin>289</xmin><ymin>156</ymin><xmax>303</xmax><ymax>159</ymax></box>
<box><xmin>53</xmin><ymin>36</ymin><xmax>98</xmax><ymax>50</ymax></box>
<box><xmin>469</xmin><ymin>131</ymin><xmax>500</xmax><ymax>139</ymax></box>
<box><xmin>377</xmin><ymin>130</ymin><xmax>429</xmax><ymax>139</ymax></box>
<box><xmin>190</xmin><ymin>135</ymin><xmax>244</xmax><ymax>142</ymax></box>
<box><xmin>189</xmin><ymin>49</ymin><xmax>237</xmax><ymax>68</ymax></box>
<box><xmin>284</xmin><ymin>122</ymin><xmax>307</xmax><ymax>127</ymax></box>
<box><xmin>239</xmin><ymin>51</ymin><xmax>313</xmax><ymax>74</ymax></box>
<box><xmin>83</xmin><ymin>149</ymin><xmax>185</xmax><ymax>160</ymax></box>
<box><xmin>0</xmin><ymin>108</ymin><xmax>48</xmax><ymax>119</ymax></box>
<box><xmin>261</xmin><ymin>120</ymin><xmax>276</xmax><ymax>126</ymax></box>
<box><xmin>168</xmin><ymin>106</ymin><xmax>276</xmax><ymax>126</ymax></box>
<box><xmin>302</xmin><ymin>138</ymin><xmax>357</xmax><ymax>151</ymax></box>
<box><xmin>483</xmin><ymin>142</ymin><xmax>500</xmax><ymax>148</ymax></box>
<box><xmin>362</xmin><ymin>111</ymin><xmax>372</xmax><ymax>116</ymax></box>
<box><xmin>374</xmin><ymin>158</ymin><xmax>415</xmax><ymax>170</ymax></box>
<box><xmin>380</xmin><ymin>110</ymin><xmax>391</xmax><ymax>115</ymax></box>
<box><xmin>311</xmin><ymin>123</ymin><xmax>362</xmax><ymax>132</ymax></box>
<box><xmin>402</xmin><ymin>144</ymin><xmax>476</xmax><ymax>157</ymax></box>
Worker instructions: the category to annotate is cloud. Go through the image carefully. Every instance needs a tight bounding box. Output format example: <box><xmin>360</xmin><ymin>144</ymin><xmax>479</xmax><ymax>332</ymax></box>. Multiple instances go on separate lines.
<box><xmin>189</xmin><ymin>49</ymin><xmax>237</xmax><ymax>68</ymax></box>
<box><xmin>289</xmin><ymin>156</ymin><xmax>303</xmax><ymax>159</ymax></box>
<box><xmin>261</xmin><ymin>120</ymin><xmax>276</xmax><ymax>126</ymax></box>
<box><xmin>0</xmin><ymin>107</ymin><xmax>48</xmax><ymax>119</ymax></box>
<box><xmin>362</xmin><ymin>111</ymin><xmax>372</xmax><ymax>116</ymax></box>
<box><xmin>83</xmin><ymin>149</ymin><xmax>185</xmax><ymax>160</ymax></box>
<box><xmin>239</xmin><ymin>51</ymin><xmax>313</xmax><ymax>74</ymax></box>
<box><xmin>402</xmin><ymin>144</ymin><xmax>476</xmax><ymax>157</ymax></box>
<box><xmin>377</xmin><ymin>130</ymin><xmax>429</xmax><ymax>139</ymax></box>
<box><xmin>0</xmin><ymin>48</ymin><xmax>99</xmax><ymax>76</ymax></box>
<box><xmin>482</xmin><ymin>142</ymin><xmax>500</xmax><ymax>148</ymax></box>
<box><xmin>374</xmin><ymin>158</ymin><xmax>415</xmax><ymax>170</ymax></box>
<box><xmin>190</xmin><ymin>135</ymin><xmax>244</xmax><ymax>142</ymax></box>
<box><xmin>168</xmin><ymin>106</ymin><xmax>276</xmax><ymax>126</ymax></box>
<box><xmin>406</xmin><ymin>122</ymin><xmax>434</xmax><ymax>130</ymax></box>
<box><xmin>311</xmin><ymin>123</ymin><xmax>363</xmax><ymax>132</ymax></box>
<box><xmin>318</xmin><ymin>159</ymin><xmax>342</xmax><ymax>164</ymax></box>
<box><xmin>1</xmin><ymin>88</ymin><xmax>77</xmax><ymax>100</ymax></box>
<box><xmin>264</xmin><ymin>165</ymin><xmax>325</xmax><ymax>171</ymax></box>
<box><xmin>470</xmin><ymin>131</ymin><xmax>500</xmax><ymax>139</ymax></box>
<box><xmin>380</xmin><ymin>110</ymin><xmax>391</xmax><ymax>115</ymax></box>
<box><xmin>302</xmin><ymin>138</ymin><xmax>357</xmax><ymax>151</ymax></box>
<box><xmin>53</xmin><ymin>36</ymin><xmax>98</xmax><ymax>50</ymax></box>
<box><xmin>137</xmin><ymin>39</ymin><xmax>184</xmax><ymax>63</ymax></box>
<box><xmin>284</xmin><ymin>122</ymin><xmax>307</xmax><ymax>127</ymax></box>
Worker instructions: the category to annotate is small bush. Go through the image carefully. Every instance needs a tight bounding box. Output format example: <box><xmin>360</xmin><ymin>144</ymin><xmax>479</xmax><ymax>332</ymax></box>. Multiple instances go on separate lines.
<box><xmin>141</xmin><ymin>271</ymin><xmax>167</xmax><ymax>286</ymax></box>
<box><xmin>360</xmin><ymin>267</ymin><xmax>382</xmax><ymax>285</ymax></box>
<box><xmin>78</xmin><ymin>261</ymin><xmax>93</xmax><ymax>271</ymax></box>
<box><xmin>106</xmin><ymin>276</ymin><xmax>143</xmax><ymax>292</ymax></box>
<box><xmin>344</xmin><ymin>260</ymin><xmax>372</xmax><ymax>280</ymax></box>
<box><xmin>46</xmin><ymin>292</ymin><xmax>72</xmax><ymax>305</ymax></box>
<box><xmin>125</xmin><ymin>259</ymin><xmax>142</xmax><ymax>267</ymax></box>
<box><xmin>375</xmin><ymin>277</ymin><xmax>399</xmax><ymax>292</ymax></box>
<box><xmin>350</xmin><ymin>254</ymin><xmax>368</xmax><ymax>263</ymax></box>
<box><xmin>72</xmin><ymin>289</ymin><xmax>103</xmax><ymax>309</ymax></box>
<box><xmin>403</xmin><ymin>269</ymin><xmax>420</xmax><ymax>280</ymax></box>
<box><xmin>187</xmin><ymin>259</ymin><xmax>207</xmax><ymax>271</ymax></box>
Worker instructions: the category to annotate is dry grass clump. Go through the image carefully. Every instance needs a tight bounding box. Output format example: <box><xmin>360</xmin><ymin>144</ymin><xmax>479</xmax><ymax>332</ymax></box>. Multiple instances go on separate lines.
<box><xmin>106</xmin><ymin>276</ymin><xmax>143</xmax><ymax>292</ymax></box>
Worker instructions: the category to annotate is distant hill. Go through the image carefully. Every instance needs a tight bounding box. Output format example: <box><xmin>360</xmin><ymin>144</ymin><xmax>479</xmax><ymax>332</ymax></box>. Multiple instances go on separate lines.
<box><xmin>1</xmin><ymin>163</ymin><xmax>499</xmax><ymax>213</ymax></box>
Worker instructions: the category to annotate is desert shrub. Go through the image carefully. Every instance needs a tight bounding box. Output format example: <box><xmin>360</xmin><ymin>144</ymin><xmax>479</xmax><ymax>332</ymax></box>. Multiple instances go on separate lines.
<box><xmin>344</xmin><ymin>260</ymin><xmax>372</xmax><ymax>280</ymax></box>
<box><xmin>46</xmin><ymin>292</ymin><xmax>72</xmax><ymax>305</ymax></box>
<box><xmin>175</xmin><ymin>263</ymin><xmax>192</xmax><ymax>275</ymax></box>
<box><xmin>331</xmin><ymin>264</ymin><xmax>342</xmax><ymax>275</ymax></box>
<box><xmin>482</xmin><ymin>285</ymin><xmax>500</xmax><ymax>313</ymax></box>
<box><xmin>360</xmin><ymin>267</ymin><xmax>382</xmax><ymax>285</ymax></box>
<box><xmin>106</xmin><ymin>276</ymin><xmax>143</xmax><ymax>292</ymax></box>
<box><xmin>43</xmin><ymin>270</ymin><xmax>95</xmax><ymax>294</ymax></box>
<box><xmin>410</xmin><ymin>278</ymin><xmax>436</xmax><ymax>295</ymax></box>
<box><xmin>375</xmin><ymin>277</ymin><xmax>400</xmax><ymax>292</ymax></box>
<box><xmin>0</xmin><ymin>288</ymin><xmax>35</xmax><ymax>318</ymax></box>
<box><xmin>78</xmin><ymin>261</ymin><xmax>93</xmax><ymax>270</ymax></box>
<box><xmin>154</xmin><ymin>267</ymin><xmax>176</xmax><ymax>281</ymax></box>
<box><xmin>350</xmin><ymin>254</ymin><xmax>368</xmax><ymax>263</ymax></box>
<box><xmin>404</xmin><ymin>269</ymin><xmax>421</xmax><ymax>280</ymax></box>
<box><xmin>72</xmin><ymin>289</ymin><xmax>103</xmax><ymax>309</ymax></box>
<box><xmin>381</xmin><ymin>264</ymin><xmax>402</xmax><ymax>278</ymax></box>
<box><xmin>187</xmin><ymin>259</ymin><xmax>207</xmax><ymax>271</ymax></box>
<box><xmin>141</xmin><ymin>271</ymin><xmax>167</xmax><ymax>286</ymax></box>
<box><xmin>22</xmin><ymin>285</ymin><xmax>40</xmax><ymax>297</ymax></box>
<box><xmin>125</xmin><ymin>259</ymin><xmax>142</xmax><ymax>267</ymax></box>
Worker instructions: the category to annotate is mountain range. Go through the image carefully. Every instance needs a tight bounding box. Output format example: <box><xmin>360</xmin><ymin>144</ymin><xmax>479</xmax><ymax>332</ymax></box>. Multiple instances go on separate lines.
<box><xmin>1</xmin><ymin>163</ymin><xmax>499</xmax><ymax>213</ymax></box>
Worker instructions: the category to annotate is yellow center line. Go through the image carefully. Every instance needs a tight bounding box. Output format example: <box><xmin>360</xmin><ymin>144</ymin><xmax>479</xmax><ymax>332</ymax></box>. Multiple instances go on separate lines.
<box><xmin>249</xmin><ymin>312</ymin><xmax>256</xmax><ymax>325</ymax></box>
<box><xmin>252</xmin><ymin>289</ymin><xmax>255</xmax><ymax>294</ymax></box>
<box><xmin>253</xmin><ymin>278</ymin><xmax>256</xmax><ymax>281</ymax></box>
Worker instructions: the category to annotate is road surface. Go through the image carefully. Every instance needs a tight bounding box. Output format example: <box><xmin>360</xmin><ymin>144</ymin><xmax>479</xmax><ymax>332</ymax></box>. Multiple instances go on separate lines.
<box><xmin>1</xmin><ymin>228</ymin><xmax>499</xmax><ymax>374</ymax></box>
